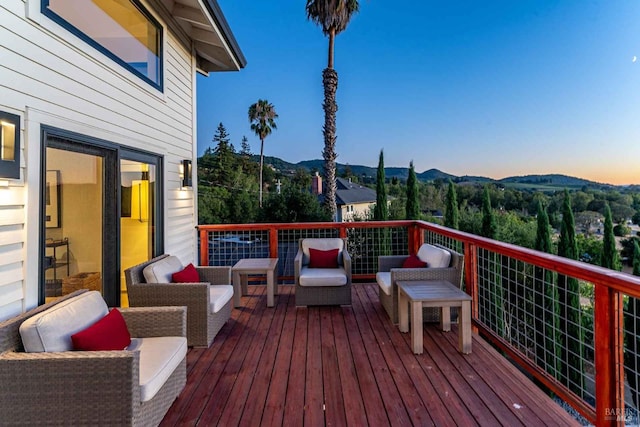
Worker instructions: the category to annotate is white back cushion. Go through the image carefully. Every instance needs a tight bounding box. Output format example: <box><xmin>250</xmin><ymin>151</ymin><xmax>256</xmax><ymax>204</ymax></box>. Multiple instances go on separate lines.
<box><xmin>143</xmin><ymin>256</ymin><xmax>183</xmax><ymax>283</ymax></box>
<box><xmin>301</xmin><ymin>238</ymin><xmax>344</xmax><ymax>265</ymax></box>
<box><xmin>20</xmin><ymin>291</ymin><xmax>109</xmax><ymax>353</ymax></box>
<box><xmin>417</xmin><ymin>244</ymin><xmax>451</xmax><ymax>268</ymax></box>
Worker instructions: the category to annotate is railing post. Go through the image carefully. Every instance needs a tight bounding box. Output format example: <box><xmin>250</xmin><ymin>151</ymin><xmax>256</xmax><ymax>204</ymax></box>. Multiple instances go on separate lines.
<box><xmin>464</xmin><ymin>243</ymin><xmax>478</xmax><ymax>331</ymax></box>
<box><xmin>199</xmin><ymin>228</ymin><xmax>209</xmax><ymax>266</ymax></box>
<box><xmin>339</xmin><ymin>226</ymin><xmax>347</xmax><ymax>239</ymax></box>
<box><xmin>594</xmin><ymin>285</ymin><xmax>624</xmax><ymax>426</ymax></box>
<box><xmin>409</xmin><ymin>223</ymin><xmax>423</xmax><ymax>255</ymax></box>
<box><xmin>269</xmin><ymin>228</ymin><xmax>278</xmax><ymax>259</ymax></box>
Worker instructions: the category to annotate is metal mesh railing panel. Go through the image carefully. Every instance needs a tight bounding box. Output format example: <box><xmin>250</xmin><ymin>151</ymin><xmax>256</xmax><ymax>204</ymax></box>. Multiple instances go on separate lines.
<box><xmin>476</xmin><ymin>247</ymin><xmax>595</xmax><ymax>408</ymax></box>
<box><xmin>346</xmin><ymin>226</ymin><xmax>408</xmax><ymax>275</ymax></box>
<box><xmin>624</xmin><ymin>294</ymin><xmax>640</xmax><ymax>415</ymax></box>
<box><xmin>206</xmin><ymin>229</ymin><xmax>270</xmax><ymax>267</ymax></box>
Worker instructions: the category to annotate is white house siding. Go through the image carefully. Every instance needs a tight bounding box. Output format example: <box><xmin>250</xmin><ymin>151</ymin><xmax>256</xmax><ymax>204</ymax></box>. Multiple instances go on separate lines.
<box><xmin>0</xmin><ymin>0</ymin><xmax>197</xmax><ymax>319</ymax></box>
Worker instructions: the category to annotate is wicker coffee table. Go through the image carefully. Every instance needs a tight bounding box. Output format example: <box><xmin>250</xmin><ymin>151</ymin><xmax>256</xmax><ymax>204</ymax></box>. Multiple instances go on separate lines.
<box><xmin>232</xmin><ymin>258</ymin><xmax>279</xmax><ymax>307</ymax></box>
<box><xmin>397</xmin><ymin>280</ymin><xmax>472</xmax><ymax>355</ymax></box>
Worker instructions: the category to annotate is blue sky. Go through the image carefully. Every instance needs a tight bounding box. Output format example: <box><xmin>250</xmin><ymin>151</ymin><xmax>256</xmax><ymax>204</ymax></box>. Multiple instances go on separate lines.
<box><xmin>197</xmin><ymin>1</ymin><xmax>640</xmax><ymax>185</ymax></box>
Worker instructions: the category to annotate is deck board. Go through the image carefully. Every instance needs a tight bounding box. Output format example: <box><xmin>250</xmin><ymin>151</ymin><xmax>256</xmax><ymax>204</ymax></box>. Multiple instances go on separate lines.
<box><xmin>161</xmin><ymin>283</ymin><xmax>580</xmax><ymax>427</ymax></box>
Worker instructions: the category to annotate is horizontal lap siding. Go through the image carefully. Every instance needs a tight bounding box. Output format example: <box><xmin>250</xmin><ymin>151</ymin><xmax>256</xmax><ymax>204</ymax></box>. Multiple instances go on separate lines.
<box><xmin>0</xmin><ymin>0</ymin><xmax>197</xmax><ymax>317</ymax></box>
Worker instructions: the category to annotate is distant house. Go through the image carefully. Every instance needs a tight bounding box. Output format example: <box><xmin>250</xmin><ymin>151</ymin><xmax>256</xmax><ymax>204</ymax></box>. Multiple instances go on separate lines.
<box><xmin>0</xmin><ymin>0</ymin><xmax>245</xmax><ymax>319</ymax></box>
<box><xmin>312</xmin><ymin>173</ymin><xmax>378</xmax><ymax>222</ymax></box>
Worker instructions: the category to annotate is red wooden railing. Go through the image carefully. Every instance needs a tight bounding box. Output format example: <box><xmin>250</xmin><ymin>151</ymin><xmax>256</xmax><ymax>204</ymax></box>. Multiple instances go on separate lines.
<box><xmin>198</xmin><ymin>220</ymin><xmax>640</xmax><ymax>426</ymax></box>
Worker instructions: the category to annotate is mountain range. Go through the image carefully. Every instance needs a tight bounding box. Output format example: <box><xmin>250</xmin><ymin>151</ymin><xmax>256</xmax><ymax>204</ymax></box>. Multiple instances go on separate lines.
<box><xmin>256</xmin><ymin>156</ymin><xmax>617</xmax><ymax>190</ymax></box>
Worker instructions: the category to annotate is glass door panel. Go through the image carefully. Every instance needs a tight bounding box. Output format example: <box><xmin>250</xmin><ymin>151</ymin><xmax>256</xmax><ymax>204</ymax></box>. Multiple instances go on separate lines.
<box><xmin>44</xmin><ymin>147</ymin><xmax>103</xmax><ymax>301</ymax></box>
<box><xmin>120</xmin><ymin>159</ymin><xmax>156</xmax><ymax>307</ymax></box>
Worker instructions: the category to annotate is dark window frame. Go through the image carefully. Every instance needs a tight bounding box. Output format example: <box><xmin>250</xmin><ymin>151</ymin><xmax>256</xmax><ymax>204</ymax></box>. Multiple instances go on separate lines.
<box><xmin>41</xmin><ymin>0</ymin><xmax>164</xmax><ymax>92</ymax></box>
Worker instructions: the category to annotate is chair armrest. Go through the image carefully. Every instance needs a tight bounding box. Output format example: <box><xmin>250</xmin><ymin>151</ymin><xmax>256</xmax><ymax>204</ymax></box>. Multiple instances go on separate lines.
<box><xmin>120</xmin><ymin>306</ymin><xmax>187</xmax><ymax>338</ymax></box>
<box><xmin>127</xmin><ymin>282</ymin><xmax>210</xmax><ymax>305</ymax></box>
<box><xmin>196</xmin><ymin>266</ymin><xmax>231</xmax><ymax>285</ymax></box>
<box><xmin>390</xmin><ymin>267</ymin><xmax>463</xmax><ymax>288</ymax></box>
<box><xmin>294</xmin><ymin>248</ymin><xmax>304</xmax><ymax>283</ymax></box>
<box><xmin>378</xmin><ymin>256</ymin><xmax>407</xmax><ymax>272</ymax></box>
<box><xmin>0</xmin><ymin>350</ymin><xmax>140</xmax><ymax>424</ymax></box>
<box><xmin>342</xmin><ymin>249</ymin><xmax>352</xmax><ymax>277</ymax></box>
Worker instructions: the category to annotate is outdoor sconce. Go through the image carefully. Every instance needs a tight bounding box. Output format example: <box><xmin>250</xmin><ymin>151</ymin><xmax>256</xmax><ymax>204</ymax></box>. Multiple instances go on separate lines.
<box><xmin>0</xmin><ymin>111</ymin><xmax>20</xmax><ymax>180</ymax></box>
<box><xmin>181</xmin><ymin>159</ymin><xmax>192</xmax><ymax>188</ymax></box>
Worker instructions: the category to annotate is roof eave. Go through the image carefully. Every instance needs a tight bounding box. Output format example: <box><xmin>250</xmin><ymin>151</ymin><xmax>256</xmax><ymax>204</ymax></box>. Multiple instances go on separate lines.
<box><xmin>202</xmin><ymin>0</ymin><xmax>247</xmax><ymax>70</ymax></box>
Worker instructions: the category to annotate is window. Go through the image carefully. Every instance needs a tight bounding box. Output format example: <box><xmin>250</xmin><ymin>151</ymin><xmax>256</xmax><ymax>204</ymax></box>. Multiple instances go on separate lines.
<box><xmin>42</xmin><ymin>0</ymin><xmax>163</xmax><ymax>90</ymax></box>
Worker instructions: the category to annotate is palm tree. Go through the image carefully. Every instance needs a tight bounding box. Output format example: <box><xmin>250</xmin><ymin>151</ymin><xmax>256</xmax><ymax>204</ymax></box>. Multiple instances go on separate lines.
<box><xmin>248</xmin><ymin>99</ymin><xmax>278</xmax><ymax>207</ymax></box>
<box><xmin>306</xmin><ymin>0</ymin><xmax>360</xmax><ymax>220</ymax></box>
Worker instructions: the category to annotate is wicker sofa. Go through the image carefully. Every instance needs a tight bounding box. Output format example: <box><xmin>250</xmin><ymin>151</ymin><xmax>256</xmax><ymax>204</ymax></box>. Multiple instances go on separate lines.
<box><xmin>0</xmin><ymin>289</ymin><xmax>187</xmax><ymax>426</ymax></box>
<box><xmin>294</xmin><ymin>238</ymin><xmax>352</xmax><ymax>306</ymax></box>
<box><xmin>124</xmin><ymin>255</ymin><xmax>233</xmax><ymax>347</ymax></box>
<box><xmin>376</xmin><ymin>244</ymin><xmax>464</xmax><ymax>324</ymax></box>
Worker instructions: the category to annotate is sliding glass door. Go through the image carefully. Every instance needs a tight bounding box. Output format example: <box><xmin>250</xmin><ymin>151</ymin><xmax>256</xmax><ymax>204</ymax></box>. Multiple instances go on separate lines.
<box><xmin>41</xmin><ymin>127</ymin><xmax>162</xmax><ymax>307</ymax></box>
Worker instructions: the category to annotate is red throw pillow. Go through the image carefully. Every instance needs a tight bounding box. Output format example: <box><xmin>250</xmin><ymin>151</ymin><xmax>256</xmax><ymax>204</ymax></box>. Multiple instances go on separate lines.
<box><xmin>71</xmin><ymin>308</ymin><xmax>131</xmax><ymax>351</ymax></box>
<box><xmin>172</xmin><ymin>263</ymin><xmax>200</xmax><ymax>283</ymax></box>
<box><xmin>402</xmin><ymin>254</ymin><xmax>427</xmax><ymax>268</ymax></box>
<box><xmin>308</xmin><ymin>248</ymin><xmax>339</xmax><ymax>268</ymax></box>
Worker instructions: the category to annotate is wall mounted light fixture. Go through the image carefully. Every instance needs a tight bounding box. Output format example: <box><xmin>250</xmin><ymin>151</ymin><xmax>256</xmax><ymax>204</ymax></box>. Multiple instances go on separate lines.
<box><xmin>181</xmin><ymin>159</ymin><xmax>192</xmax><ymax>188</ymax></box>
<box><xmin>0</xmin><ymin>111</ymin><xmax>20</xmax><ymax>179</ymax></box>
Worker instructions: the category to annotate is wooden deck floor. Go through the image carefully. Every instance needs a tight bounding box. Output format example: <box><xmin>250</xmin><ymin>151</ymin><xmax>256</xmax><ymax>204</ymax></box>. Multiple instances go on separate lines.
<box><xmin>161</xmin><ymin>283</ymin><xmax>579</xmax><ymax>426</ymax></box>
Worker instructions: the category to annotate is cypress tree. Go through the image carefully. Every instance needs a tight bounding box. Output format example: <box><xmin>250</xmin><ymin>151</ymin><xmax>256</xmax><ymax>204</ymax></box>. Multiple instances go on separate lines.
<box><xmin>444</xmin><ymin>179</ymin><xmax>459</xmax><ymax>229</ymax></box>
<box><xmin>557</xmin><ymin>189</ymin><xmax>583</xmax><ymax>395</ymax></box>
<box><xmin>480</xmin><ymin>186</ymin><xmax>503</xmax><ymax>334</ymax></box>
<box><xmin>374</xmin><ymin>150</ymin><xmax>390</xmax><ymax>256</ymax></box>
<box><xmin>602</xmin><ymin>203</ymin><xmax>621</xmax><ymax>271</ymax></box>
<box><xmin>481</xmin><ymin>186</ymin><xmax>497</xmax><ymax>239</ymax></box>
<box><xmin>373</xmin><ymin>150</ymin><xmax>388</xmax><ymax>221</ymax></box>
<box><xmin>533</xmin><ymin>201</ymin><xmax>561</xmax><ymax>379</ymax></box>
<box><xmin>624</xmin><ymin>239</ymin><xmax>640</xmax><ymax>407</ymax></box>
<box><xmin>405</xmin><ymin>161</ymin><xmax>420</xmax><ymax>220</ymax></box>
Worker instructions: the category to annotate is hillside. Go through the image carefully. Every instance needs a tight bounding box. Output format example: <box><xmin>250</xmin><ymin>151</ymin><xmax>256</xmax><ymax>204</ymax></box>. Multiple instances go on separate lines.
<box><xmin>251</xmin><ymin>155</ymin><xmax>614</xmax><ymax>189</ymax></box>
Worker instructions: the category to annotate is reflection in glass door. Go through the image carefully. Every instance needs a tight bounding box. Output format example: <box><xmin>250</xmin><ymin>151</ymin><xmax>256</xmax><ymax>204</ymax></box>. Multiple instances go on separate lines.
<box><xmin>120</xmin><ymin>159</ymin><xmax>157</xmax><ymax>306</ymax></box>
<box><xmin>44</xmin><ymin>147</ymin><xmax>104</xmax><ymax>302</ymax></box>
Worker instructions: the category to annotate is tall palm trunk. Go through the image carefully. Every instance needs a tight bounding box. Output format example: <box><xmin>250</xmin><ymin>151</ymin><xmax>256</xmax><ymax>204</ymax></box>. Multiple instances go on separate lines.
<box><xmin>322</xmin><ymin>67</ymin><xmax>338</xmax><ymax>220</ymax></box>
<box><xmin>259</xmin><ymin>138</ymin><xmax>264</xmax><ymax>207</ymax></box>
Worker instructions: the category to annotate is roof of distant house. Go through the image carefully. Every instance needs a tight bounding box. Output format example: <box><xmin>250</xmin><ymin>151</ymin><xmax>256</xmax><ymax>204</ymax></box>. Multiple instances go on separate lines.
<box><xmin>335</xmin><ymin>178</ymin><xmax>377</xmax><ymax>205</ymax></box>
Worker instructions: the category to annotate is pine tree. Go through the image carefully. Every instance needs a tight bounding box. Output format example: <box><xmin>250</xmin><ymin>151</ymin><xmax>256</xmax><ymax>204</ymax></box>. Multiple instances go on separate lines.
<box><xmin>602</xmin><ymin>203</ymin><xmax>621</xmax><ymax>271</ymax></box>
<box><xmin>533</xmin><ymin>200</ymin><xmax>561</xmax><ymax>379</ymax></box>
<box><xmin>557</xmin><ymin>189</ymin><xmax>583</xmax><ymax>395</ymax></box>
<box><xmin>211</xmin><ymin>123</ymin><xmax>235</xmax><ymax>187</ymax></box>
<box><xmin>444</xmin><ymin>179</ymin><xmax>459</xmax><ymax>229</ymax></box>
<box><xmin>405</xmin><ymin>161</ymin><xmax>420</xmax><ymax>220</ymax></box>
<box><xmin>624</xmin><ymin>239</ymin><xmax>640</xmax><ymax>407</ymax></box>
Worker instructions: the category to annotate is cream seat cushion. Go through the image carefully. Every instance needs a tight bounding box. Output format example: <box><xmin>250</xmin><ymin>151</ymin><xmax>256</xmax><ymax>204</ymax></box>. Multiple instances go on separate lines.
<box><xmin>143</xmin><ymin>256</ymin><xmax>183</xmax><ymax>283</ymax></box>
<box><xmin>376</xmin><ymin>272</ymin><xmax>392</xmax><ymax>296</ymax></box>
<box><xmin>127</xmin><ymin>336</ymin><xmax>187</xmax><ymax>402</ymax></box>
<box><xmin>417</xmin><ymin>244</ymin><xmax>451</xmax><ymax>268</ymax></box>
<box><xmin>299</xmin><ymin>267</ymin><xmax>348</xmax><ymax>287</ymax></box>
<box><xmin>19</xmin><ymin>291</ymin><xmax>109</xmax><ymax>353</ymax></box>
<box><xmin>209</xmin><ymin>285</ymin><xmax>234</xmax><ymax>313</ymax></box>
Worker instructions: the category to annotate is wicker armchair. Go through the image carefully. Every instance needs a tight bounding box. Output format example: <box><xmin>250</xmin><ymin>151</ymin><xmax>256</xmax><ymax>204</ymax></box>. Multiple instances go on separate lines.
<box><xmin>124</xmin><ymin>255</ymin><xmax>232</xmax><ymax>347</ymax></box>
<box><xmin>377</xmin><ymin>244</ymin><xmax>464</xmax><ymax>323</ymax></box>
<box><xmin>294</xmin><ymin>238</ymin><xmax>352</xmax><ymax>306</ymax></box>
<box><xmin>0</xmin><ymin>290</ymin><xmax>187</xmax><ymax>426</ymax></box>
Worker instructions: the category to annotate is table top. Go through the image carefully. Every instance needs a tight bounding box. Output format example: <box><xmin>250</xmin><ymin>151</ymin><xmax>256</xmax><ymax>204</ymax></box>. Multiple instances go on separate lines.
<box><xmin>397</xmin><ymin>280</ymin><xmax>471</xmax><ymax>302</ymax></box>
<box><xmin>232</xmin><ymin>258</ymin><xmax>279</xmax><ymax>271</ymax></box>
